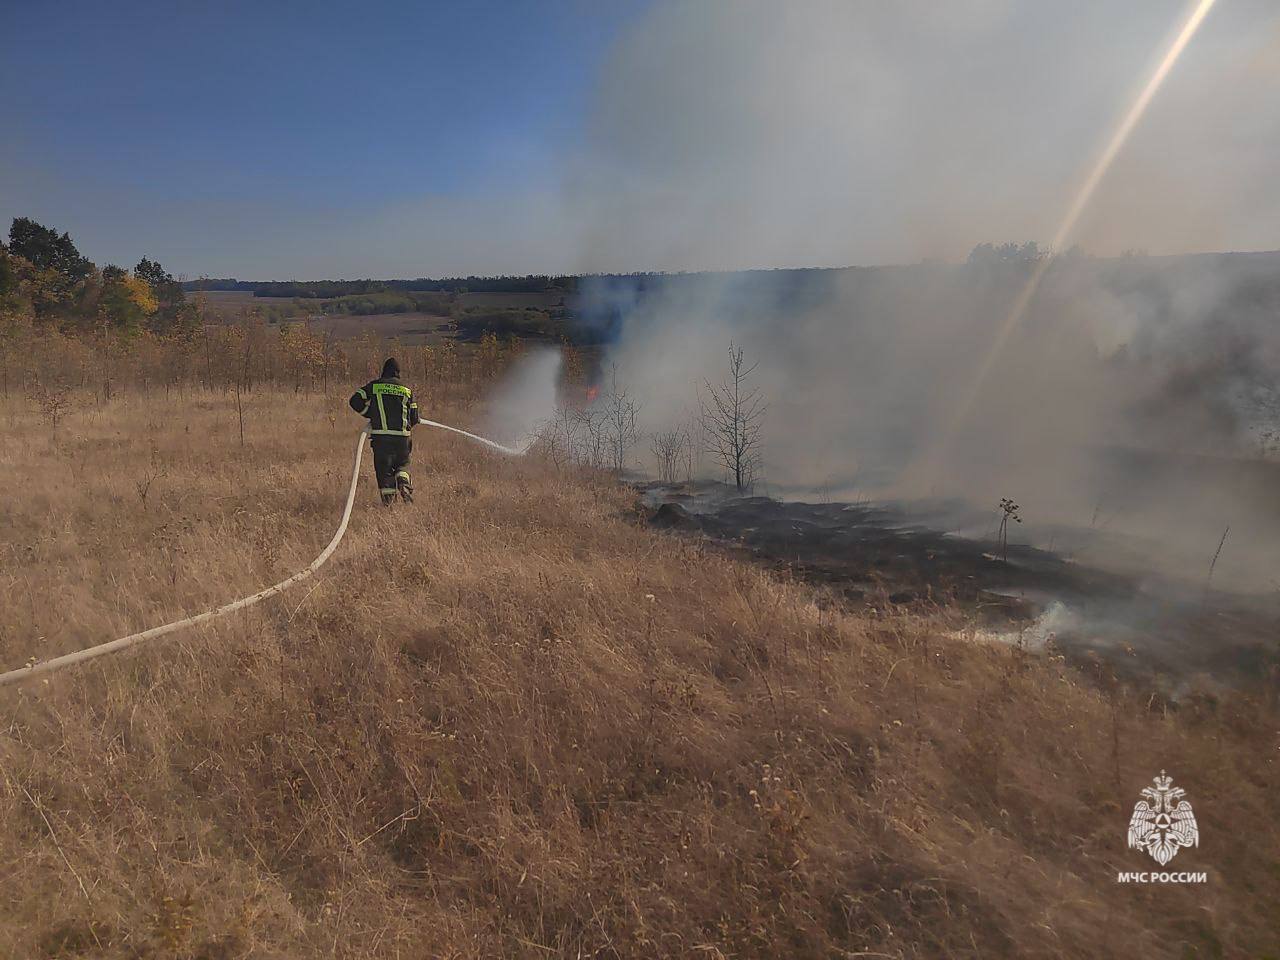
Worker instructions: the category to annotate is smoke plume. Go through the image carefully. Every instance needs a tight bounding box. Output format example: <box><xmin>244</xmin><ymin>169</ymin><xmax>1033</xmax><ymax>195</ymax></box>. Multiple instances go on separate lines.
<box><xmin>565</xmin><ymin>1</ymin><xmax>1280</xmax><ymax>589</ymax></box>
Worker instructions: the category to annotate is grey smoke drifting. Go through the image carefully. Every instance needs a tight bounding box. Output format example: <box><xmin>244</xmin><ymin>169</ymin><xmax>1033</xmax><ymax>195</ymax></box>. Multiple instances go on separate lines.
<box><xmin>591</xmin><ymin>256</ymin><xmax>1280</xmax><ymax>589</ymax></box>
<box><xmin>564</xmin><ymin>1</ymin><xmax>1280</xmax><ymax>590</ymax></box>
<box><xmin>569</xmin><ymin>0</ymin><xmax>1280</xmax><ymax>273</ymax></box>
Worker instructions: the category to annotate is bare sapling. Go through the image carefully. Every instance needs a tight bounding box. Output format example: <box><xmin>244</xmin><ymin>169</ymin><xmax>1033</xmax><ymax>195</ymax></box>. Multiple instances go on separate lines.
<box><xmin>601</xmin><ymin>366</ymin><xmax>640</xmax><ymax>473</ymax></box>
<box><xmin>235</xmin><ymin>327</ymin><xmax>255</xmax><ymax>446</ymax></box>
<box><xmin>1206</xmin><ymin>525</ymin><xmax>1229</xmax><ymax>588</ymax></box>
<box><xmin>650</xmin><ymin>425</ymin><xmax>690</xmax><ymax>483</ymax></box>
<box><xmin>998</xmin><ymin>497</ymin><xmax>1022</xmax><ymax>562</ymax></box>
<box><xmin>701</xmin><ymin>343</ymin><xmax>766</xmax><ymax>491</ymax></box>
<box><xmin>577</xmin><ymin>405</ymin><xmax>606</xmax><ymax>468</ymax></box>
<box><xmin>27</xmin><ymin>380</ymin><xmax>72</xmax><ymax>431</ymax></box>
<box><xmin>96</xmin><ymin>316</ymin><xmax>114</xmax><ymax>403</ymax></box>
<box><xmin>135</xmin><ymin>444</ymin><xmax>168</xmax><ymax>507</ymax></box>
<box><xmin>544</xmin><ymin>404</ymin><xmax>583</xmax><ymax>468</ymax></box>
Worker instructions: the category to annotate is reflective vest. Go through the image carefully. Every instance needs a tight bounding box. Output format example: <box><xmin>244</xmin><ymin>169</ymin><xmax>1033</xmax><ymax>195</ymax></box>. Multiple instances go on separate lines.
<box><xmin>349</xmin><ymin>377</ymin><xmax>420</xmax><ymax>436</ymax></box>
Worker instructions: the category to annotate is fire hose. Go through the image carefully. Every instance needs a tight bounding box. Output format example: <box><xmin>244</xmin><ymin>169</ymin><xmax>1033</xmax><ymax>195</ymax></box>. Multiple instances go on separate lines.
<box><xmin>0</xmin><ymin>420</ymin><xmax>532</xmax><ymax>688</ymax></box>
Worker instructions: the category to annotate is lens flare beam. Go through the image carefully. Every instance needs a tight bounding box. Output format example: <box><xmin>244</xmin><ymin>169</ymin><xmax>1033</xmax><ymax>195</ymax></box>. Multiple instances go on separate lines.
<box><xmin>932</xmin><ymin>0</ymin><xmax>1219</xmax><ymax>456</ymax></box>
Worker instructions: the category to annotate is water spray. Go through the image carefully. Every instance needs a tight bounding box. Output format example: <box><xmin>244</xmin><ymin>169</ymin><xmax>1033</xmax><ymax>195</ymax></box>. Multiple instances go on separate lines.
<box><xmin>418</xmin><ymin>418</ymin><xmax>536</xmax><ymax>456</ymax></box>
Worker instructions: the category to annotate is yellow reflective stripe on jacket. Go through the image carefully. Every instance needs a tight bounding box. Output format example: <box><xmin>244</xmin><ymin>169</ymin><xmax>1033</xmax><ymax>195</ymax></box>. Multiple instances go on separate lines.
<box><xmin>362</xmin><ymin>379</ymin><xmax>413</xmax><ymax>433</ymax></box>
<box><xmin>354</xmin><ymin>387</ymin><xmax>370</xmax><ymax>415</ymax></box>
<box><xmin>374</xmin><ymin>383</ymin><xmax>411</xmax><ymax>432</ymax></box>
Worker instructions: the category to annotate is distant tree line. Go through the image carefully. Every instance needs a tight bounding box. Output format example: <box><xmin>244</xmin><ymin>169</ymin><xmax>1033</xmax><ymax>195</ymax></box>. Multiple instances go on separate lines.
<box><xmin>181</xmin><ymin>248</ymin><xmax>1100</xmax><ymax>306</ymax></box>
<box><xmin>966</xmin><ymin>241</ymin><xmax>1087</xmax><ymax>264</ymax></box>
<box><xmin>183</xmin><ymin>275</ymin><xmax>578</xmax><ymax>297</ymax></box>
<box><xmin>183</xmin><ymin>278</ymin><xmax>243</xmax><ymax>291</ymax></box>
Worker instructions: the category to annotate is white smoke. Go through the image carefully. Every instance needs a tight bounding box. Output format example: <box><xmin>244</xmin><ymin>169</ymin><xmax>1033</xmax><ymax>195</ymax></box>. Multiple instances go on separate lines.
<box><xmin>480</xmin><ymin>348</ymin><xmax>563</xmax><ymax>444</ymax></box>
<box><xmin>559</xmin><ymin>0</ymin><xmax>1280</xmax><ymax>591</ymax></box>
<box><xmin>567</xmin><ymin>0</ymin><xmax>1280</xmax><ymax>273</ymax></box>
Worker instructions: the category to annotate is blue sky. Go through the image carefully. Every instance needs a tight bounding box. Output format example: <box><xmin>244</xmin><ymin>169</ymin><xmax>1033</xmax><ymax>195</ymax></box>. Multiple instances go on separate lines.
<box><xmin>3</xmin><ymin>1</ymin><xmax>1277</xmax><ymax>278</ymax></box>
<box><xmin>0</xmin><ymin>0</ymin><xmax>644</xmax><ymax>276</ymax></box>
<box><xmin>4</xmin><ymin>1</ymin><xmax>621</xmax><ymax>200</ymax></box>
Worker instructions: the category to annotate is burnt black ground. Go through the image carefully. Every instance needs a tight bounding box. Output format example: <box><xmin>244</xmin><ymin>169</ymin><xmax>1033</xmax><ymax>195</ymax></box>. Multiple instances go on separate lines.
<box><xmin>641</xmin><ymin>481</ymin><xmax>1280</xmax><ymax>693</ymax></box>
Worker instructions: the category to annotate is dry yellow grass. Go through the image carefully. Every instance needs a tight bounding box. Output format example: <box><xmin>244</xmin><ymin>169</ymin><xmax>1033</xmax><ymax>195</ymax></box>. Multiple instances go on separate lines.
<box><xmin>0</xmin><ymin>385</ymin><xmax>1276</xmax><ymax>958</ymax></box>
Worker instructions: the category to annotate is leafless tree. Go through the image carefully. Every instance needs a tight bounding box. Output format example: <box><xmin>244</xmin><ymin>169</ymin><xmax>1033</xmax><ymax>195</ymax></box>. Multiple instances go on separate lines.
<box><xmin>540</xmin><ymin>405</ymin><xmax>581</xmax><ymax>468</ymax></box>
<box><xmin>650</xmin><ymin>425</ymin><xmax>689</xmax><ymax>483</ymax></box>
<box><xmin>577</xmin><ymin>407</ymin><xmax>605</xmax><ymax>468</ymax></box>
<box><xmin>601</xmin><ymin>367</ymin><xmax>640</xmax><ymax>473</ymax></box>
<box><xmin>701</xmin><ymin>344</ymin><xmax>766</xmax><ymax>490</ymax></box>
<box><xmin>135</xmin><ymin>444</ymin><xmax>168</xmax><ymax>507</ymax></box>
<box><xmin>234</xmin><ymin>328</ymin><xmax>255</xmax><ymax>446</ymax></box>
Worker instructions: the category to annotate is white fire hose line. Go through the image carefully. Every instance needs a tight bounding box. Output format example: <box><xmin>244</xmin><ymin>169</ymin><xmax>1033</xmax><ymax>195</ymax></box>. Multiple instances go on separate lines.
<box><xmin>418</xmin><ymin>418</ymin><xmax>534</xmax><ymax>457</ymax></box>
<box><xmin>0</xmin><ymin>420</ymin><xmax>531</xmax><ymax>689</ymax></box>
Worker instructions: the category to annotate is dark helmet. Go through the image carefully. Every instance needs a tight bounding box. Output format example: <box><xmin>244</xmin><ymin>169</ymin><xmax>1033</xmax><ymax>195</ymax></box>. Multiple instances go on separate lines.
<box><xmin>381</xmin><ymin>357</ymin><xmax>401</xmax><ymax>379</ymax></box>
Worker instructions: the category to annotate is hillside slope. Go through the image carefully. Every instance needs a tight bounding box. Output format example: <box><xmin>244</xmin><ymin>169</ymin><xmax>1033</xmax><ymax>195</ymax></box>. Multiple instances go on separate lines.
<box><xmin>0</xmin><ymin>389</ymin><xmax>1276</xmax><ymax>958</ymax></box>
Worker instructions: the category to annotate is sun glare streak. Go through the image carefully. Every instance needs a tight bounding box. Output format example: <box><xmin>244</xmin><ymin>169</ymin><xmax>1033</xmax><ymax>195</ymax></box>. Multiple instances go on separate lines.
<box><xmin>924</xmin><ymin>0</ymin><xmax>1220</xmax><ymax>467</ymax></box>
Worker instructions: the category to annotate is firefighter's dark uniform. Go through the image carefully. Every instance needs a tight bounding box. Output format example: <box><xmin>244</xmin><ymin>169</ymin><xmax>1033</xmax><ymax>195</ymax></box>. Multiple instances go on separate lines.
<box><xmin>350</xmin><ymin>359</ymin><xmax>420</xmax><ymax>504</ymax></box>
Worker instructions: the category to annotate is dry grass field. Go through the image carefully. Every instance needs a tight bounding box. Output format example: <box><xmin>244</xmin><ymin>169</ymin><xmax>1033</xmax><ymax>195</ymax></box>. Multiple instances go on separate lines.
<box><xmin>456</xmin><ymin>291</ymin><xmax>566</xmax><ymax>311</ymax></box>
<box><xmin>304</xmin><ymin>313</ymin><xmax>454</xmax><ymax>346</ymax></box>
<box><xmin>194</xmin><ymin>291</ymin><xmax>455</xmax><ymax>346</ymax></box>
<box><xmin>193</xmin><ymin>291</ymin><xmax>264</xmax><ymax>321</ymax></box>
<box><xmin>194</xmin><ymin>290</ymin><xmax>565</xmax><ymax>347</ymax></box>
<box><xmin>0</xmin><ymin>382</ymin><xmax>1277</xmax><ymax>958</ymax></box>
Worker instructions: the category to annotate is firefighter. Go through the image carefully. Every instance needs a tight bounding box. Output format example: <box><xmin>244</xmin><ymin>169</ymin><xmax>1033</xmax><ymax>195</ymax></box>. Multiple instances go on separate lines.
<box><xmin>349</xmin><ymin>357</ymin><xmax>420</xmax><ymax>504</ymax></box>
